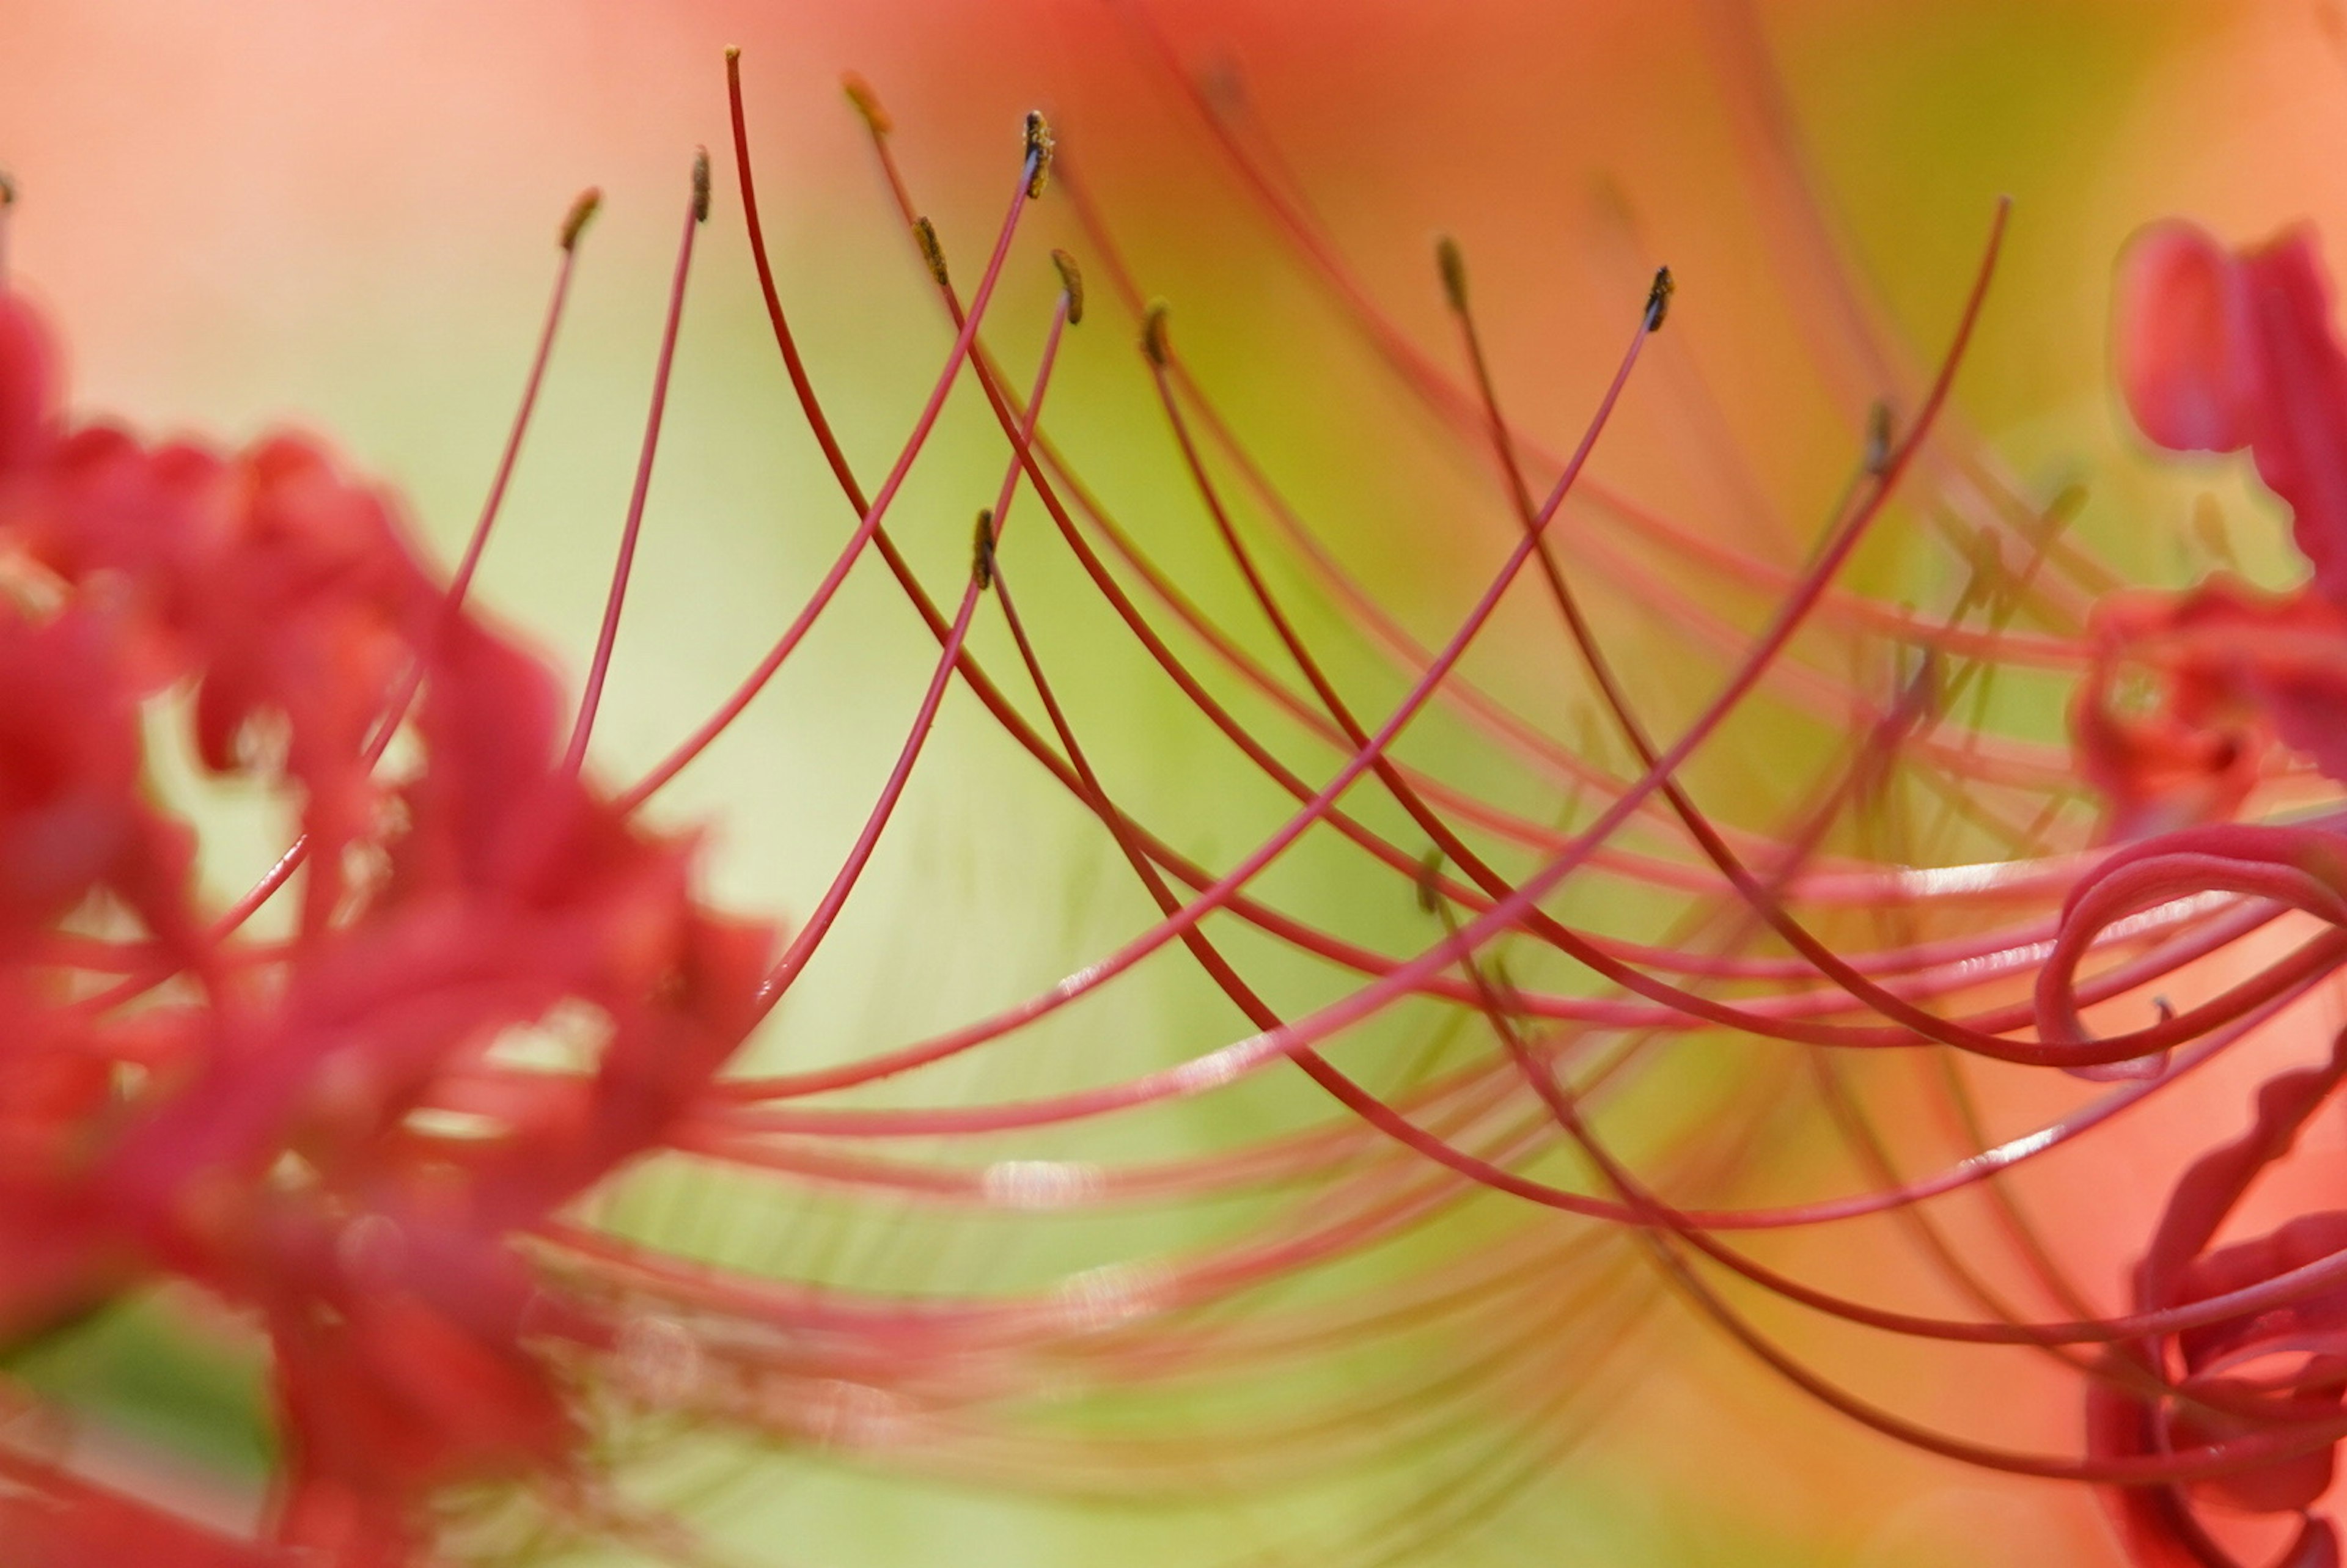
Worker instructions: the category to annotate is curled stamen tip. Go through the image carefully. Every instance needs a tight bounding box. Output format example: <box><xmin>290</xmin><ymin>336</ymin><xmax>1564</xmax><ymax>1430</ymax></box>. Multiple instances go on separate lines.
<box><xmin>1140</xmin><ymin>301</ymin><xmax>1171</xmax><ymax>367</ymax></box>
<box><xmin>1051</xmin><ymin>249</ymin><xmax>1085</xmax><ymax>324</ymax></box>
<box><xmin>1434</xmin><ymin>235</ymin><xmax>1469</xmax><ymax>314</ymax></box>
<box><xmin>1024</xmin><ymin>111</ymin><xmax>1056</xmax><ymax>199</ymax></box>
<box><xmin>559</xmin><ymin>188</ymin><xmax>603</xmax><ymax>251</ymax></box>
<box><xmin>691</xmin><ymin>148</ymin><xmax>711</xmax><ymax>223</ymax></box>
<box><xmin>1644</xmin><ymin>265</ymin><xmax>1674</xmax><ymax>331</ymax></box>
<box><xmin>972</xmin><ymin>509</ymin><xmax>997</xmax><ymax>591</ymax></box>
<box><xmin>1414</xmin><ymin>849</ymin><xmax>1447</xmax><ymax>916</ymax></box>
<box><xmin>913</xmin><ymin>216</ymin><xmax>950</xmax><ymax>288</ymax></box>
<box><xmin>843</xmin><ymin>74</ymin><xmax>893</xmax><ymax>137</ymax></box>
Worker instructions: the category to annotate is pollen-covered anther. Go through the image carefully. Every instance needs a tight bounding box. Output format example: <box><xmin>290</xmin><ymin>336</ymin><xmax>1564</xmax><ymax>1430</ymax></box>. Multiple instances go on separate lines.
<box><xmin>1434</xmin><ymin>234</ymin><xmax>1469</xmax><ymax>314</ymax></box>
<box><xmin>1645</xmin><ymin>265</ymin><xmax>1675</xmax><ymax>331</ymax></box>
<box><xmin>842</xmin><ymin>73</ymin><xmax>892</xmax><ymax>137</ymax></box>
<box><xmin>559</xmin><ymin>188</ymin><xmax>602</xmax><ymax>252</ymax></box>
<box><xmin>972</xmin><ymin>508</ymin><xmax>996</xmax><ymax>591</ymax></box>
<box><xmin>913</xmin><ymin>216</ymin><xmax>950</xmax><ymax>288</ymax></box>
<box><xmin>691</xmin><ymin>147</ymin><xmax>711</xmax><ymax>224</ymax></box>
<box><xmin>1023</xmin><ymin>110</ymin><xmax>1056</xmax><ymax>199</ymax></box>
<box><xmin>1141</xmin><ymin>301</ymin><xmax>1172</xmax><ymax>367</ymax></box>
<box><xmin>1051</xmin><ymin>249</ymin><xmax>1085</xmax><ymax>324</ymax></box>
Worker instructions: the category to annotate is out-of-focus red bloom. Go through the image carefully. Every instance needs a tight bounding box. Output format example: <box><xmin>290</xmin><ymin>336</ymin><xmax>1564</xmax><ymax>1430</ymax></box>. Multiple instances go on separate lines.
<box><xmin>2080</xmin><ymin>224</ymin><xmax>2347</xmax><ymax>839</ymax></box>
<box><xmin>0</xmin><ymin>282</ymin><xmax>769</xmax><ymax>1564</ymax></box>
<box><xmin>2077</xmin><ymin>220</ymin><xmax>2347</xmax><ymax>1568</ymax></box>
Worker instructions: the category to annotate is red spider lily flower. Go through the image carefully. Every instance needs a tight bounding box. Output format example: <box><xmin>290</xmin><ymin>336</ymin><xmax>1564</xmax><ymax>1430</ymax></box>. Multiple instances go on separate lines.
<box><xmin>0</xmin><ymin>197</ymin><xmax>770</xmax><ymax>1563</ymax></box>
<box><xmin>2067</xmin><ymin>218</ymin><xmax>2347</xmax><ymax>1568</ymax></box>
<box><xmin>2080</xmin><ymin>223</ymin><xmax>2347</xmax><ymax>838</ymax></box>
<box><xmin>19</xmin><ymin>9</ymin><xmax>2347</xmax><ymax>1568</ymax></box>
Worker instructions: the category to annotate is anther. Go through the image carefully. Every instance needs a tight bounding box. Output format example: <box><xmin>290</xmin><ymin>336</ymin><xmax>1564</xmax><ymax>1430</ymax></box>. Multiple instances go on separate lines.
<box><xmin>913</xmin><ymin>217</ymin><xmax>950</xmax><ymax>288</ymax></box>
<box><xmin>1051</xmin><ymin>249</ymin><xmax>1085</xmax><ymax>325</ymax></box>
<box><xmin>1141</xmin><ymin>301</ymin><xmax>1171</xmax><ymax>367</ymax></box>
<box><xmin>0</xmin><ymin>171</ymin><xmax>15</xmax><ymax>209</ymax></box>
<box><xmin>1965</xmin><ymin>524</ymin><xmax>2005</xmax><ymax>584</ymax></box>
<box><xmin>972</xmin><ymin>508</ymin><xmax>997</xmax><ymax>592</ymax></box>
<box><xmin>1414</xmin><ymin>848</ymin><xmax>1447</xmax><ymax>916</ymax></box>
<box><xmin>1898</xmin><ymin>646</ymin><xmax>1944</xmax><ymax>723</ymax></box>
<box><xmin>559</xmin><ymin>188</ymin><xmax>603</xmax><ymax>252</ymax></box>
<box><xmin>1196</xmin><ymin>57</ymin><xmax>1248</xmax><ymax>121</ymax></box>
<box><xmin>1644</xmin><ymin>265</ymin><xmax>1675</xmax><ymax>331</ymax></box>
<box><xmin>1864</xmin><ymin>400</ymin><xmax>1896</xmax><ymax>475</ymax></box>
<box><xmin>843</xmin><ymin>75</ymin><xmax>894</xmax><ymax>137</ymax></box>
<box><xmin>1434</xmin><ymin>235</ymin><xmax>1470</xmax><ymax>315</ymax></box>
<box><xmin>692</xmin><ymin>148</ymin><xmax>711</xmax><ymax>224</ymax></box>
<box><xmin>1024</xmin><ymin>111</ymin><xmax>1056</xmax><ymax>200</ymax></box>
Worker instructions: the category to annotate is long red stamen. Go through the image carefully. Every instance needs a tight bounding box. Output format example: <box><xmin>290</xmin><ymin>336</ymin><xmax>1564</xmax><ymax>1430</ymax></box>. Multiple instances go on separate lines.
<box><xmin>754</xmin><ymin>295</ymin><xmax>1070</xmax><ymax>1008</ymax></box>
<box><xmin>564</xmin><ymin>152</ymin><xmax>707</xmax><ymax>776</ymax></box>
<box><xmin>621</xmin><ymin>106</ymin><xmax>1048</xmax><ymax>808</ymax></box>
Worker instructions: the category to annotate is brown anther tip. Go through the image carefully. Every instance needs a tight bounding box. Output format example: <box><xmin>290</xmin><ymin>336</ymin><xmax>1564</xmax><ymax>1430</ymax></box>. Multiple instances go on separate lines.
<box><xmin>1196</xmin><ymin>57</ymin><xmax>1247</xmax><ymax>120</ymax></box>
<box><xmin>1051</xmin><ymin>249</ymin><xmax>1085</xmax><ymax>325</ymax></box>
<box><xmin>691</xmin><ymin>148</ymin><xmax>711</xmax><ymax>223</ymax></box>
<box><xmin>913</xmin><ymin>216</ymin><xmax>950</xmax><ymax>288</ymax></box>
<box><xmin>1900</xmin><ymin>648</ymin><xmax>1944</xmax><ymax>720</ymax></box>
<box><xmin>1966</xmin><ymin>524</ymin><xmax>2005</xmax><ymax>575</ymax></box>
<box><xmin>1434</xmin><ymin>235</ymin><xmax>1469</xmax><ymax>314</ymax></box>
<box><xmin>1414</xmin><ymin>849</ymin><xmax>1447</xmax><ymax>916</ymax></box>
<box><xmin>843</xmin><ymin>75</ymin><xmax>893</xmax><ymax>137</ymax></box>
<box><xmin>972</xmin><ymin>509</ymin><xmax>997</xmax><ymax>591</ymax></box>
<box><xmin>0</xmin><ymin>172</ymin><xmax>14</xmax><ymax>208</ymax></box>
<box><xmin>1644</xmin><ymin>265</ymin><xmax>1674</xmax><ymax>331</ymax></box>
<box><xmin>1864</xmin><ymin>400</ymin><xmax>1895</xmax><ymax>475</ymax></box>
<box><xmin>1140</xmin><ymin>301</ymin><xmax>1171</xmax><ymax>367</ymax></box>
<box><xmin>1023</xmin><ymin>111</ymin><xmax>1056</xmax><ymax>199</ymax></box>
<box><xmin>559</xmin><ymin>188</ymin><xmax>602</xmax><ymax>251</ymax></box>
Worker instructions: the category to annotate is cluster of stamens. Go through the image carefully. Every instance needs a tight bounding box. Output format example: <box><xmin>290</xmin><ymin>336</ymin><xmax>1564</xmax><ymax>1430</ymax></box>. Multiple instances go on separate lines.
<box><xmin>2</xmin><ymin>20</ymin><xmax>2346</xmax><ymax>1568</ymax></box>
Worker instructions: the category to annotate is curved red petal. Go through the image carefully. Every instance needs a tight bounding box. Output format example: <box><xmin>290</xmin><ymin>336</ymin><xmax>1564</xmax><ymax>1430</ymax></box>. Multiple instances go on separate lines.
<box><xmin>2117</xmin><ymin>221</ymin><xmax>2257</xmax><ymax>455</ymax></box>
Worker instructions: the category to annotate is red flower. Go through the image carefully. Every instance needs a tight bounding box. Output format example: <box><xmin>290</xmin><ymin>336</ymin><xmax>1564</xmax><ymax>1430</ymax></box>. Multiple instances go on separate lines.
<box><xmin>2074</xmin><ymin>219</ymin><xmax>2347</xmax><ymax>1567</ymax></box>
<box><xmin>0</xmin><ymin>266</ymin><xmax>770</xmax><ymax>1563</ymax></box>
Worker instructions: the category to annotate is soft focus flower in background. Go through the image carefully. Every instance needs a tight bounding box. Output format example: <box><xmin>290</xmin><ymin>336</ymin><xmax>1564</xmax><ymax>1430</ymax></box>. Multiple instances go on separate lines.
<box><xmin>6</xmin><ymin>2</ymin><xmax>2347</xmax><ymax>1566</ymax></box>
